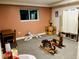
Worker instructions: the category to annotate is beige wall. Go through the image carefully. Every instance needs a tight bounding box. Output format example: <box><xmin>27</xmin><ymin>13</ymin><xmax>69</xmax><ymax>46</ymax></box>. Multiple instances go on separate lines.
<box><xmin>0</xmin><ymin>5</ymin><xmax>52</xmax><ymax>37</ymax></box>
<box><xmin>52</xmin><ymin>4</ymin><xmax>79</xmax><ymax>33</ymax></box>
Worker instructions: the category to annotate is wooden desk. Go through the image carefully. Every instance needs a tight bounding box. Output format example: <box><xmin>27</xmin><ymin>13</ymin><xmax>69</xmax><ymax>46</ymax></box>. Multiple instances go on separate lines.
<box><xmin>0</xmin><ymin>29</ymin><xmax>17</xmax><ymax>53</ymax></box>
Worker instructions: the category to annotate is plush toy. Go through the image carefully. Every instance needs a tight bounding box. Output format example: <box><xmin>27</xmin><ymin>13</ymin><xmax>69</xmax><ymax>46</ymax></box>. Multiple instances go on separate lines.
<box><xmin>52</xmin><ymin>32</ymin><xmax>65</xmax><ymax>48</ymax></box>
<box><xmin>40</xmin><ymin>39</ymin><xmax>57</xmax><ymax>55</ymax></box>
<box><xmin>24</xmin><ymin>32</ymin><xmax>34</xmax><ymax>41</ymax></box>
<box><xmin>58</xmin><ymin>32</ymin><xmax>65</xmax><ymax>47</ymax></box>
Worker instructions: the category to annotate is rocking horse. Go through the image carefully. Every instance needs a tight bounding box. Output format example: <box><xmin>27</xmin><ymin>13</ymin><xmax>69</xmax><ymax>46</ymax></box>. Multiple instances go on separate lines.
<box><xmin>51</xmin><ymin>32</ymin><xmax>65</xmax><ymax>48</ymax></box>
<box><xmin>40</xmin><ymin>39</ymin><xmax>57</xmax><ymax>55</ymax></box>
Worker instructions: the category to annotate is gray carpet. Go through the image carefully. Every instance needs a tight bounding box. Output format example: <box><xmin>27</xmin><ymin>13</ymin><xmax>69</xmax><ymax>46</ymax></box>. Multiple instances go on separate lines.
<box><xmin>17</xmin><ymin>35</ymin><xmax>78</xmax><ymax>59</ymax></box>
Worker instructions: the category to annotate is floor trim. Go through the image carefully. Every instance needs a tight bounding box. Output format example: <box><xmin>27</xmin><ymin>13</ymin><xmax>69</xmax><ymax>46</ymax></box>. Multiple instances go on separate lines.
<box><xmin>16</xmin><ymin>32</ymin><xmax>46</xmax><ymax>40</ymax></box>
<box><xmin>16</xmin><ymin>37</ymin><xmax>25</xmax><ymax>40</ymax></box>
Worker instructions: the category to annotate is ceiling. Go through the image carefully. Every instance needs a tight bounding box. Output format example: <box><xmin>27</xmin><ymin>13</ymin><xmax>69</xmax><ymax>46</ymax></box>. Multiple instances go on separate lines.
<box><xmin>0</xmin><ymin>0</ymin><xmax>62</xmax><ymax>4</ymax></box>
<box><xmin>0</xmin><ymin>0</ymin><xmax>79</xmax><ymax>7</ymax></box>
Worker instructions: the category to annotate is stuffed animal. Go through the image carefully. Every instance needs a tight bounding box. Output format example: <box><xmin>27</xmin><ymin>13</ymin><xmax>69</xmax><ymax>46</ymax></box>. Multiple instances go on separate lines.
<box><xmin>51</xmin><ymin>32</ymin><xmax>65</xmax><ymax>48</ymax></box>
<box><xmin>40</xmin><ymin>39</ymin><xmax>57</xmax><ymax>55</ymax></box>
<box><xmin>24</xmin><ymin>32</ymin><xmax>33</xmax><ymax>41</ymax></box>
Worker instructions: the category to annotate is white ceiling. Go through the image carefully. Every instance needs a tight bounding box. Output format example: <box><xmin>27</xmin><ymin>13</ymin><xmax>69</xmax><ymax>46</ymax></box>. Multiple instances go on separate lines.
<box><xmin>15</xmin><ymin>0</ymin><xmax>62</xmax><ymax>4</ymax></box>
<box><xmin>0</xmin><ymin>0</ymin><xmax>62</xmax><ymax>4</ymax></box>
<box><xmin>0</xmin><ymin>0</ymin><xmax>79</xmax><ymax>7</ymax></box>
<box><xmin>51</xmin><ymin>0</ymin><xmax>79</xmax><ymax>7</ymax></box>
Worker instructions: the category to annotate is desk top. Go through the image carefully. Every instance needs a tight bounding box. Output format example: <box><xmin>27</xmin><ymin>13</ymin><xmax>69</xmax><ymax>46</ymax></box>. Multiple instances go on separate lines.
<box><xmin>0</xmin><ymin>29</ymin><xmax>15</xmax><ymax>35</ymax></box>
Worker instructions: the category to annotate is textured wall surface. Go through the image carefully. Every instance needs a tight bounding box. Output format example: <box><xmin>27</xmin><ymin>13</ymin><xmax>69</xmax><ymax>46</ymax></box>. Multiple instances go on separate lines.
<box><xmin>0</xmin><ymin>5</ymin><xmax>52</xmax><ymax>37</ymax></box>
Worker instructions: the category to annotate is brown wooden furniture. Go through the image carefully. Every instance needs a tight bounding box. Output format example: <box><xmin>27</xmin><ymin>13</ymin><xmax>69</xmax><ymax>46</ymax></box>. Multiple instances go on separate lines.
<box><xmin>0</xmin><ymin>29</ymin><xmax>17</xmax><ymax>53</ymax></box>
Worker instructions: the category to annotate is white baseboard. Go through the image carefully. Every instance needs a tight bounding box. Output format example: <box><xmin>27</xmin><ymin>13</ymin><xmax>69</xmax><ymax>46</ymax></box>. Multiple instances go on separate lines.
<box><xmin>16</xmin><ymin>32</ymin><xmax>46</xmax><ymax>40</ymax></box>
<box><xmin>37</xmin><ymin>32</ymin><xmax>46</xmax><ymax>36</ymax></box>
<box><xmin>16</xmin><ymin>37</ymin><xmax>25</xmax><ymax>40</ymax></box>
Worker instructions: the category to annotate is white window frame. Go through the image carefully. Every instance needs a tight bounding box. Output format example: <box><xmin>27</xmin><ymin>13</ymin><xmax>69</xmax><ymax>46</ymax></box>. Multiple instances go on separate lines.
<box><xmin>20</xmin><ymin>9</ymin><xmax>39</xmax><ymax>22</ymax></box>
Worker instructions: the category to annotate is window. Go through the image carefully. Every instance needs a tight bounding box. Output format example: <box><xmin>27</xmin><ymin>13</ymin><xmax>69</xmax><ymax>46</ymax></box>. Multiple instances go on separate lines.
<box><xmin>30</xmin><ymin>10</ymin><xmax>38</xmax><ymax>20</ymax></box>
<box><xmin>20</xmin><ymin>9</ymin><xmax>39</xmax><ymax>22</ymax></box>
<box><xmin>20</xmin><ymin>10</ymin><xmax>29</xmax><ymax>20</ymax></box>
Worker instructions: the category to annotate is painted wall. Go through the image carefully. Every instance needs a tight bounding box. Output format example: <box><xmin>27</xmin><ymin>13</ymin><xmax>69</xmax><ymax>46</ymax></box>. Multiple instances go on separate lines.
<box><xmin>52</xmin><ymin>4</ymin><xmax>79</xmax><ymax>34</ymax></box>
<box><xmin>0</xmin><ymin>5</ymin><xmax>51</xmax><ymax>37</ymax></box>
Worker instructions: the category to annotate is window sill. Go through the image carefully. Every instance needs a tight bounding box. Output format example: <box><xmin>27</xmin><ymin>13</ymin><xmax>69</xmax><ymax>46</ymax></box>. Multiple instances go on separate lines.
<box><xmin>20</xmin><ymin>20</ymin><xmax>39</xmax><ymax>22</ymax></box>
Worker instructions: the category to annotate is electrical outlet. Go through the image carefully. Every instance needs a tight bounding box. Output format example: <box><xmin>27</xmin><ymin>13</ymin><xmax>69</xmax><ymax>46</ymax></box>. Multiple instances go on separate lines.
<box><xmin>18</xmin><ymin>32</ymin><xmax>21</xmax><ymax>34</ymax></box>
